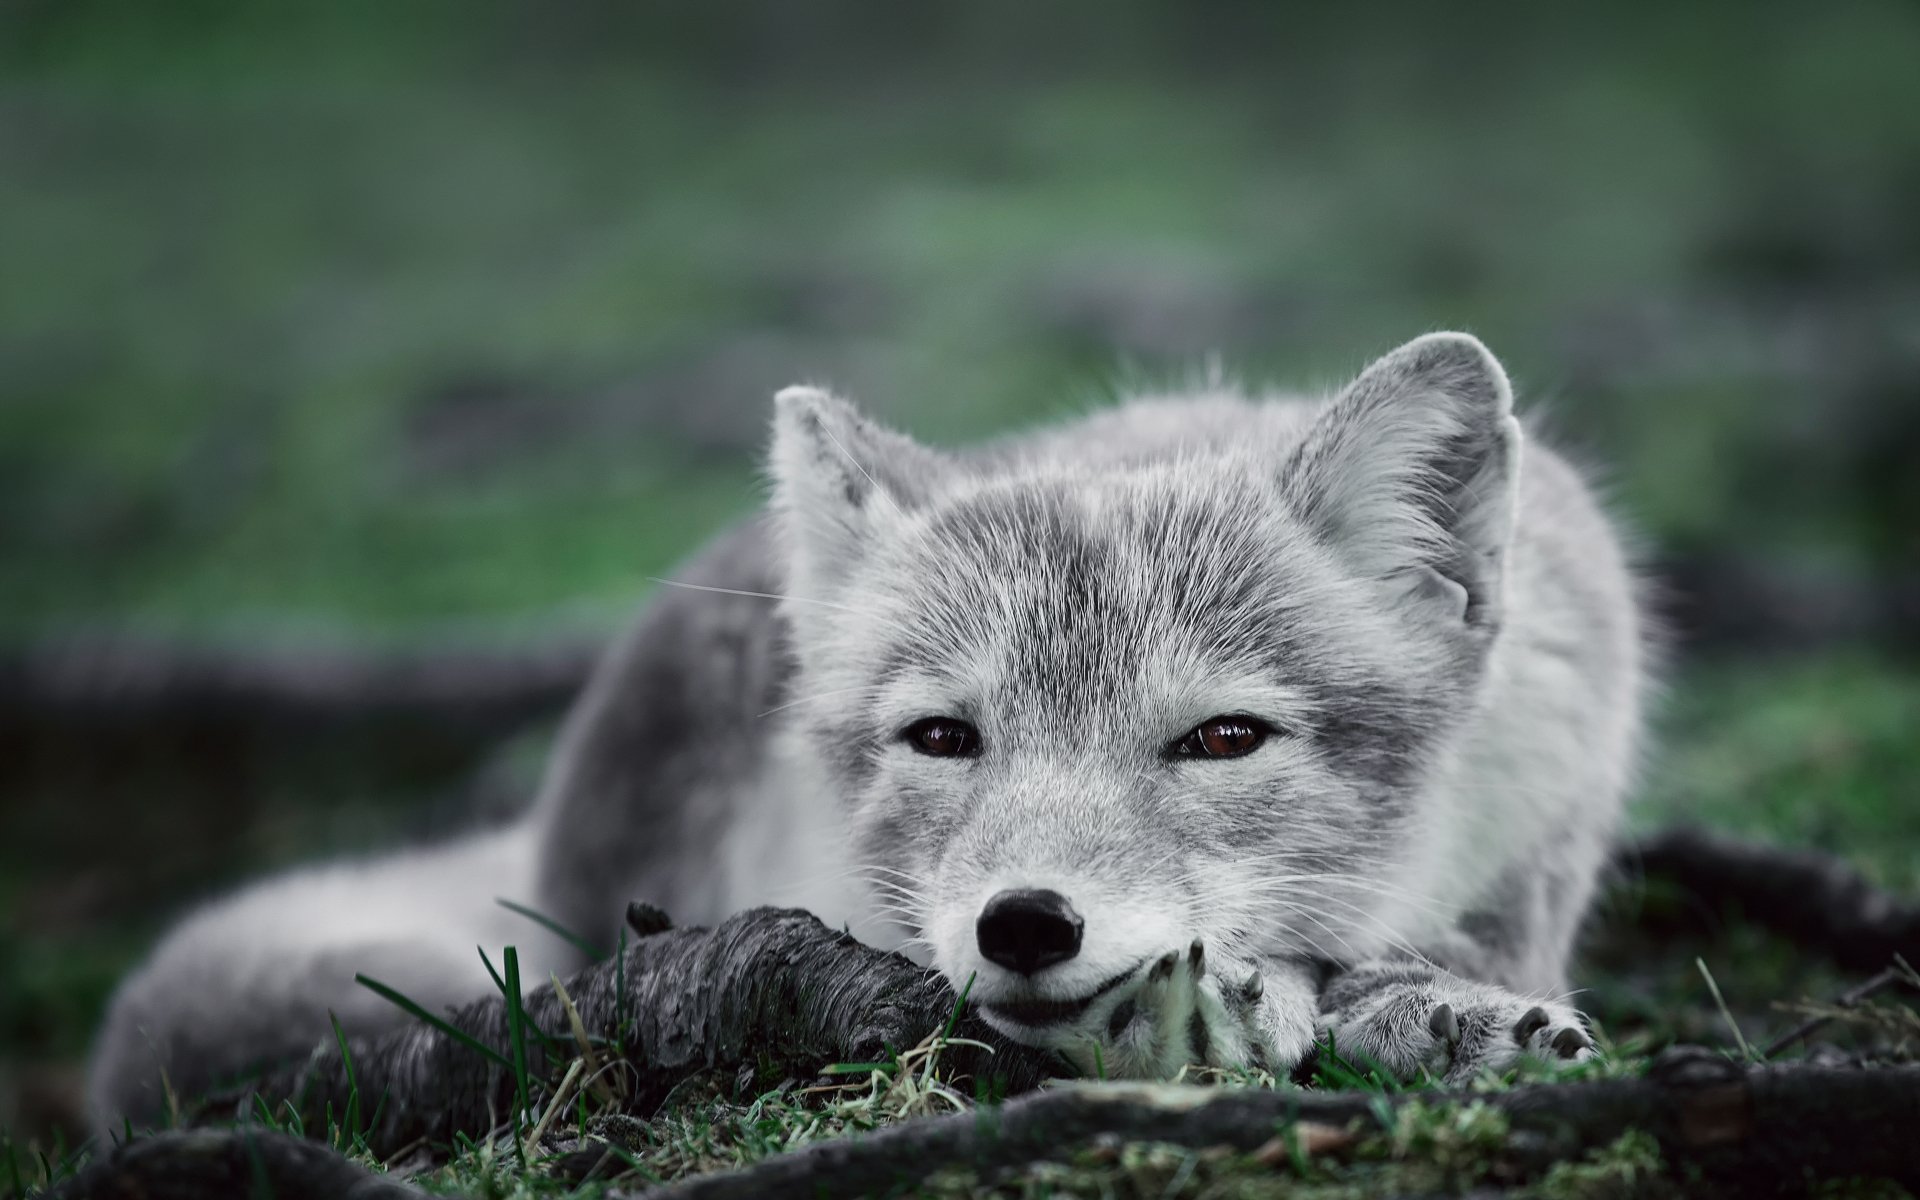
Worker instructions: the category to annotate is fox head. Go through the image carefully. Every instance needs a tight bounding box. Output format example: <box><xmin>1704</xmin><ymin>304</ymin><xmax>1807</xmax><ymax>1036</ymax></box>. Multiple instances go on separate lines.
<box><xmin>766</xmin><ymin>333</ymin><xmax>1521</xmax><ymax>1048</ymax></box>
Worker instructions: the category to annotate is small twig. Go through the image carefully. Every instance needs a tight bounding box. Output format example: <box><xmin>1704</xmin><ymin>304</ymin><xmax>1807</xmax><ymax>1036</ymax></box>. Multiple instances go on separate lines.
<box><xmin>551</xmin><ymin>974</ymin><xmax>619</xmax><ymax>1107</ymax></box>
<box><xmin>524</xmin><ymin>1059</ymin><xmax>585</xmax><ymax>1151</ymax></box>
<box><xmin>1762</xmin><ymin>959</ymin><xmax>1920</xmax><ymax>1059</ymax></box>
<box><xmin>1895</xmin><ymin>952</ymin><xmax>1920</xmax><ymax>989</ymax></box>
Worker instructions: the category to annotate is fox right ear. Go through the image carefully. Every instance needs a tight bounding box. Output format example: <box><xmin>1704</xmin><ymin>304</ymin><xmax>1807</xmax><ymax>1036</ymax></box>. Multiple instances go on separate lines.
<box><xmin>769</xmin><ymin>386</ymin><xmax>952</xmax><ymax>594</ymax></box>
<box><xmin>1283</xmin><ymin>333</ymin><xmax>1522</xmax><ymax>635</ymax></box>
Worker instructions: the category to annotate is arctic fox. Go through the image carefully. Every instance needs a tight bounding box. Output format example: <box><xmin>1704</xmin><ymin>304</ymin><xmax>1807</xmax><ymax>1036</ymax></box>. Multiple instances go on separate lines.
<box><xmin>90</xmin><ymin>333</ymin><xmax>1645</xmax><ymax>1125</ymax></box>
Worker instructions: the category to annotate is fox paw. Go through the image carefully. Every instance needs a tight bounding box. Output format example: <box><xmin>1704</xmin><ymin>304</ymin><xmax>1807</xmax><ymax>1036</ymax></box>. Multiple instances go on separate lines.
<box><xmin>1059</xmin><ymin>942</ymin><xmax>1316</xmax><ymax>1080</ymax></box>
<box><xmin>1322</xmin><ymin>977</ymin><xmax>1594</xmax><ymax>1084</ymax></box>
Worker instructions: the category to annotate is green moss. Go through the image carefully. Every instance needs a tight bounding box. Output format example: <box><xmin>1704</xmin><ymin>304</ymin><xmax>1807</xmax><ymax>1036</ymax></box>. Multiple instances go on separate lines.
<box><xmin>1535</xmin><ymin>1130</ymin><xmax>1671</xmax><ymax>1200</ymax></box>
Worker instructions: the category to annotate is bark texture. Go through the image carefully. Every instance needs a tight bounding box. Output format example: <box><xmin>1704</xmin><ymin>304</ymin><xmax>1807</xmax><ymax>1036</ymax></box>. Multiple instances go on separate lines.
<box><xmin>50</xmin><ymin>831</ymin><xmax>1920</xmax><ymax>1197</ymax></box>
<box><xmin>0</xmin><ymin>633</ymin><xmax>596</xmax><ymax>740</ymax></box>
<box><xmin>209</xmin><ymin>907</ymin><xmax>1052</xmax><ymax>1158</ymax></box>
<box><xmin>644</xmin><ymin>1050</ymin><xmax>1920</xmax><ymax>1199</ymax></box>
<box><xmin>56</xmin><ymin>1054</ymin><xmax>1920</xmax><ymax>1199</ymax></box>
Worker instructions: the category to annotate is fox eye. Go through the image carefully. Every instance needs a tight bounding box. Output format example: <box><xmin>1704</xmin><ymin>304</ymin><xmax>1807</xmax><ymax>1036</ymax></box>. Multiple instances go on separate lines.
<box><xmin>1169</xmin><ymin>716</ymin><xmax>1271</xmax><ymax>760</ymax></box>
<box><xmin>903</xmin><ymin>717</ymin><xmax>981</xmax><ymax>758</ymax></box>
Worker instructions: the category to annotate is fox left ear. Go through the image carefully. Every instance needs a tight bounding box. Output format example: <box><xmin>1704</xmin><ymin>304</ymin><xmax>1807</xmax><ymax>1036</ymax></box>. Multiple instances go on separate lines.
<box><xmin>768</xmin><ymin>386</ymin><xmax>954</xmax><ymax>598</ymax></box>
<box><xmin>1284</xmin><ymin>332</ymin><xmax>1522</xmax><ymax>633</ymax></box>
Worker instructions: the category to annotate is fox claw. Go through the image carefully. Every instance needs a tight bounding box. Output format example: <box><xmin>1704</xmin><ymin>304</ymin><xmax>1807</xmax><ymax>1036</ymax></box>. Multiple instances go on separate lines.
<box><xmin>1056</xmin><ymin>942</ymin><xmax>1316</xmax><ymax>1079</ymax></box>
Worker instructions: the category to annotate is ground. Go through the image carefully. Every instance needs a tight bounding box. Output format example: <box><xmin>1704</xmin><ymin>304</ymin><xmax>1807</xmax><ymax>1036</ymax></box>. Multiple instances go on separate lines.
<box><xmin>2</xmin><ymin>2</ymin><xmax>1918</xmax><ymax>1195</ymax></box>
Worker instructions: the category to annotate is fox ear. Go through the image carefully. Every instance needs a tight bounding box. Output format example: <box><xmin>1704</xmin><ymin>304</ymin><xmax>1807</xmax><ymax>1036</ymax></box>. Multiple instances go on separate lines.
<box><xmin>1284</xmin><ymin>333</ymin><xmax>1522</xmax><ymax>632</ymax></box>
<box><xmin>769</xmin><ymin>386</ymin><xmax>953</xmax><ymax>594</ymax></box>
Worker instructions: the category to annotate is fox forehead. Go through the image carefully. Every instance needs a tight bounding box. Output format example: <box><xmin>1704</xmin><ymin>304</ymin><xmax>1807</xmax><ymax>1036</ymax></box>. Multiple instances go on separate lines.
<box><xmin>887</xmin><ymin>466</ymin><xmax>1274</xmax><ymax>615</ymax></box>
<box><xmin>844</xmin><ymin>468</ymin><xmax>1400</xmax><ymax>729</ymax></box>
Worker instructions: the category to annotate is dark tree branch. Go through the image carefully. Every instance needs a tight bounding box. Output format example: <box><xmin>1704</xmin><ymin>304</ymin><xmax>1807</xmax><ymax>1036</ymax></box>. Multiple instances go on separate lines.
<box><xmin>1761</xmin><ymin>963</ymin><xmax>1920</xmax><ymax>1059</ymax></box>
<box><xmin>0</xmin><ymin>632</ymin><xmax>598</xmax><ymax>741</ymax></box>
<box><xmin>45</xmin><ymin>1129</ymin><xmax>431</xmax><ymax>1200</ymax></box>
<box><xmin>211</xmin><ymin>907</ymin><xmax>1053</xmax><ymax>1159</ymax></box>
<box><xmin>62</xmin><ymin>1053</ymin><xmax>1920</xmax><ymax>1199</ymax></box>
<box><xmin>642</xmin><ymin>1050</ymin><xmax>1920</xmax><ymax>1199</ymax></box>
<box><xmin>137</xmin><ymin>833</ymin><xmax>1919</xmax><ymax>1170</ymax></box>
<box><xmin>1618</xmin><ymin>826</ymin><xmax>1920</xmax><ymax>973</ymax></box>
<box><xmin>49</xmin><ymin>832</ymin><xmax>1920</xmax><ymax>1198</ymax></box>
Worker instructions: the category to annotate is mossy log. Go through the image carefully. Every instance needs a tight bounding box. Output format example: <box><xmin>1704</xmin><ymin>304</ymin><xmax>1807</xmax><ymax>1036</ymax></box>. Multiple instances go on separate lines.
<box><xmin>643</xmin><ymin>1050</ymin><xmax>1920</xmax><ymax>1199</ymax></box>
<box><xmin>55</xmin><ymin>1054</ymin><xmax>1920</xmax><ymax>1199</ymax></box>
<box><xmin>200</xmin><ymin>906</ymin><xmax>1052</xmax><ymax>1159</ymax></box>
<box><xmin>49</xmin><ymin>830</ymin><xmax>1920</xmax><ymax>1198</ymax></box>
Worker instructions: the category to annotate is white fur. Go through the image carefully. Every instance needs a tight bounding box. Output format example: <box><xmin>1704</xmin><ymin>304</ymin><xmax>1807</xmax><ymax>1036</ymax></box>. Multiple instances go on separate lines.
<box><xmin>88</xmin><ymin>333</ymin><xmax>1646</xmax><ymax>1119</ymax></box>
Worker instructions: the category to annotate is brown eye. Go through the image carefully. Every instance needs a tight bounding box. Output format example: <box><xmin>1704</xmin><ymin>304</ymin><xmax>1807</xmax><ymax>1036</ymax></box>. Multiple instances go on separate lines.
<box><xmin>1170</xmin><ymin>716</ymin><xmax>1271</xmax><ymax>760</ymax></box>
<box><xmin>903</xmin><ymin>717</ymin><xmax>980</xmax><ymax>757</ymax></box>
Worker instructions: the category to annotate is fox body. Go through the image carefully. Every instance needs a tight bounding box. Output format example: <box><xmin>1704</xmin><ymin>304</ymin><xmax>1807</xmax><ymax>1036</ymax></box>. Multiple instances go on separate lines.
<box><xmin>90</xmin><ymin>334</ymin><xmax>1645</xmax><ymax>1124</ymax></box>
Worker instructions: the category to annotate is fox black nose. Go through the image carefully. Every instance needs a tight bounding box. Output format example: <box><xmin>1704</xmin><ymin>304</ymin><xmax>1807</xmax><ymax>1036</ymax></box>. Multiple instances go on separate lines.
<box><xmin>976</xmin><ymin>888</ymin><xmax>1083</xmax><ymax>975</ymax></box>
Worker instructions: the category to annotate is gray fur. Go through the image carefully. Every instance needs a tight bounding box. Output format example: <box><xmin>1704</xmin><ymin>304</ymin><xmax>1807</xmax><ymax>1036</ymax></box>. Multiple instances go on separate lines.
<box><xmin>87</xmin><ymin>333</ymin><xmax>1646</xmax><ymax>1124</ymax></box>
<box><xmin>526</xmin><ymin>516</ymin><xmax>789</xmax><ymax>950</ymax></box>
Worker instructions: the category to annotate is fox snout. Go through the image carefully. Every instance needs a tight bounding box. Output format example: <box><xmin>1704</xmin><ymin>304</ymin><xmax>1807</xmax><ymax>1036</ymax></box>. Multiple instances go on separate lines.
<box><xmin>975</xmin><ymin>888</ymin><xmax>1084</xmax><ymax>974</ymax></box>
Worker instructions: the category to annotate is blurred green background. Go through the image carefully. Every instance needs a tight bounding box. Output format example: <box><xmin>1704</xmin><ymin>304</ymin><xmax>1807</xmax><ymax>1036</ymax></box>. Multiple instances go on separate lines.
<box><xmin>2</xmin><ymin>0</ymin><xmax>1917</xmax><ymax>1149</ymax></box>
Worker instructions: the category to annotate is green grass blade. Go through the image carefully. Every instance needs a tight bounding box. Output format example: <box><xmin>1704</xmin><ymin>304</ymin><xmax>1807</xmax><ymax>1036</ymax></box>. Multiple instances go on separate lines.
<box><xmin>504</xmin><ymin>945</ymin><xmax>532</xmax><ymax>1122</ymax></box>
<box><xmin>939</xmin><ymin>971</ymin><xmax>976</xmax><ymax>1043</ymax></box>
<box><xmin>364</xmin><ymin>1087</ymin><xmax>389</xmax><ymax>1147</ymax></box>
<box><xmin>328</xmin><ymin>1011</ymin><xmax>362</xmax><ymax>1148</ymax></box>
<box><xmin>478</xmin><ymin>945</ymin><xmax>570</xmax><ymax>1054</ymax></box>
<box><xmin>477</xmin><ymin>945</ymin><xmax>508</xmax><ymax>996</ymax></box>
<box><xmin>355</xmin><ymin>973</ymin><xmax>514</xmax><ymax>1071</ymax></box>
<box><xmin>495</xmin><ymin>898</ymin><xmax>607</xmax><ymax>961</ymax></box>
